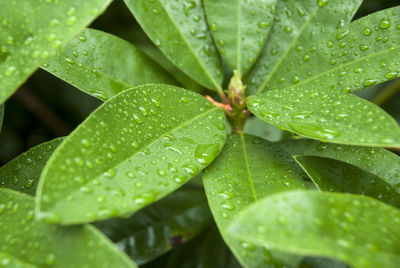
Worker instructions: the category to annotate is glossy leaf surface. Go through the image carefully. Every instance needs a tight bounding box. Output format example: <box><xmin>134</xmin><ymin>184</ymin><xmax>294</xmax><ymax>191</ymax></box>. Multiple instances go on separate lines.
<box><xmin>279</xmin><ymin>139</ymin><xmax>400</xmax><ymax>192</ymax></box>
<box><xmin>248</xmin><ymin>87</ymin><xmax>400</xmax><ymax>147</ymax></box>
<box><xmin>124</xmin><ymin>0</ymin><xmax>223</xmax><ymax>91</ymax></box>
<box><xmin>36</xmin><ymin>84</ymin><xmax>226</xmax><ymax>224</ymax></box>
<box><xmin>228</xmin><ymin>191</ymin><xmax>400</xmax><ymax>268</ymax></box>
<box><xmin>0</xmin><ymin>188</ymin><xmax>136</xmax><ymax>268</ymax></box>
<box><xmin>42</xmin><ymin>29</ymin><xmax>175</xmax><ymax>101</ymax></box>
<box><xmin>203</xmin><ymin>134</ymin><xmax>307</xmax><ymax>267</ymax></box>
<box><xmin>166</xmin><ymin>227</ymin><xmax>241</xmax><ymax>268</ymax></box>
<box><xmin>294</xmin><ymin>156</ymin><xmax>400</xmax><ymax>208</ymax></box>
<box><xmin>0</xmin><ymin>0</ymin><xmax>112</xmax><ymax>104</ymax></box>
<box><xmin>247</xmin><ymin>0</ymin><xmax>362</xmax><ymax>95</ymax></box>
<box><xmin>203</xmin><ymin>0</ymin><xmax>276</xmax><ymax>76</ymax></box>
<box><xmin>0</xmin><ymin>138</ymin><xmax>63</xmax><ymax>196</ymax></box>
<box><xmin>250</xmin><ymin>5</ymin><xmax>400</xmax><ymax>94</ymax></box>
<box><xmin>95</xmin><ymin>188</ymin><xmax>212</xmax><ymax>265</ymax></box>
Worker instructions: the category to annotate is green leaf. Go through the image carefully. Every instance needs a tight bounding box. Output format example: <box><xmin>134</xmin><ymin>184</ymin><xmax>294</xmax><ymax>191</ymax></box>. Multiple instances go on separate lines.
<box><xmin>0</xmin><ymin>188</ymin><xmax>136</xmax><ymax>268</ymax></box>
<box><xmin>124</xmin><ymin>0</ymin><xmax>223</xmax><ymax>91</ymax></box>
<box><xmin>0</xmin><ymin>253</ymin><xmax>36</xmax><ymax>268</ymax></box>
<box><xmin>279</xmin><ymin>139</ymin><xmax>400</xmax><ymax>191</ymax></box>
<box><xmin>0</xmin><ymin>104</ymin><xmax>3</xmax><ymax>132</ymax></box>
<box><xmin>243</xmin><ymin>116</ymin><xmax>283</xmax><ymax>142</ymax></box>
<box><xmin>36</xmin><ymin>84</ymin><xmax>226</xmax><ymax>224</ymax></box>
<box><xmin>203</xmin><ymin>0</ymin><xmax>276</xmax><ymax>76</ymax></box>
<box><xmin>0</xmin><ymin>138</ymin><xmax>63</xmax><ymax>196</ymax></box>
<box><xmin>247</xmin><ymin>0</ymin><xmax>362</xmax><ymax>95</ymax></box>
<box><xmin>95</xmin><ymin>188</ymin><xmax>212</xmax><ymax>265</ymax></box>
<box><xmin>294</xmin><ymin>156</ymin><xmax>400</xmax><ymax>208</ymax></box>
<box><xmin>248</xmin><ymin>86</ymin><xmax>400</xmax><ymax>147</ymax></box>
<box><xmin>250</xmin><ymin>5</ymin><xmax>400</xmax><ymax>95</ymax></box>
<box><xmin>166</xmin><ymin>227</ymin><xmax>241</xmax><ymax>268</ymax></box>
<box><xmin>228</xmin><ymin>190</ymin><xmax>400</xmax><ymax>268</ymax></box>
<box><xmin>0</xmin><ymin>0</ymin><xmax>113</xmax><ymax>104</ymax></box>
<box><xmin>42</xmin><ymin>29</ymin><xmax>176</xmax><ymax>101</ymax></box>
<box><xmin>203</xmin><ymin>134</ymin><xmax>307</xmax><ymax>267</ymax></box>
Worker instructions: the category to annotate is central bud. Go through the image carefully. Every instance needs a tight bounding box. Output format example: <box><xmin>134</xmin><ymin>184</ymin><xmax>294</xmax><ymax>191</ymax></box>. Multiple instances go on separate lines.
<box><xmin>226</xmin><ymin>71</ymin><xmax>249</xmax><ymax>132</ymax></box>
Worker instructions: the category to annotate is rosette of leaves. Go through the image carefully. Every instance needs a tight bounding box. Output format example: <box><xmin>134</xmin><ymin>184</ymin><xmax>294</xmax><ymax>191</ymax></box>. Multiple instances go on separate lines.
<box><xmin>1</xmin><ymin>0</ymin><xmax>400</xmax><ymax>267</ymax></box>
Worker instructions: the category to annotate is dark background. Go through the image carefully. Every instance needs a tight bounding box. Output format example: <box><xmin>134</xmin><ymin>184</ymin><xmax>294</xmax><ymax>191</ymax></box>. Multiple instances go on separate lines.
<box><xmin>0</xmin><ymin>0</ymin><xmax>399</xmax><ymax>165</ymax></box>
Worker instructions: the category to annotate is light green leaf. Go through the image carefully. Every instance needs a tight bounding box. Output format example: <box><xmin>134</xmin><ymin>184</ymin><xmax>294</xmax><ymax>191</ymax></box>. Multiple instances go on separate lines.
<box><xmin>0</xmin><ymin>253</ymin><xmax>35</xmax><ymax>268</ymax></box>
<box><xmin>294</xmin><ymin>156</ymin><xmax>400</xmax><ymax>208</ymax></box>
<box><xmin>248</xmin><ymin>86</ymin><xmax>400</xmax><ymax>147</ymax></box>
<box><xmin>166</xmin><ymin>227</ymin><xmax>241</xmax><ymax>268</ymax></box>
<box><xmin>247</xmin><ymin>0</ymin><xmax>362</xmax><ymax>95</ymax></box>
<box><xmin>0</xmin><ymin>188</ymin><xmax>136</xmax><ymax>268</ymax></box>
<box><xmin>95</xmin><ymin>188</ymin><xmax>212</xmax><ymax>265</ymax></box>
<box><xmin>42</xmin><ymin>29</ymin><xmax>176</xmax><ymax>101</ymax></box>
<box><xmin>36</xmin><ymin>84</ymin><xmax>226</xmax><ymax>224</ymax></box>
<box><xmin>203</xmin><ymin>134</ymin><xmax>307</xmax><ymax>267</ymax></box>
<box><xmin>228</xmin><ymin>190</ymin><xmax>400</xmax><ymax>268</ymax></box>
<box><xmin>124</xmin><ymin>0</ymin><xmax>223</xmax><ymax>91</ymax></box>
<box><xmin>0</xmin><ymin>0</ymin><xmax>113</xmax><ymax>104</ymax></box>
<box><xmin>0</xmin><ymin>138</ymin><xmax>63</xmax><ymax>196</ymax></box>
<box><xmin>203</xmin><ymin>0</ymin><xmax>276</xmax><ymax>76</ymax></box>
<box><xmin>250</xmin><ymin>6</ymin><xmax>400</xmax><ymax>95</ymax></box>
<box><xmin>243</xmin><ymin>116</ymin><xmax>283</xmax><ymax>142</ymax></box>
<box><xmin>279</xmin><ymin>139</ymin><xmax>400</xmax><ymax>192</ymax></box>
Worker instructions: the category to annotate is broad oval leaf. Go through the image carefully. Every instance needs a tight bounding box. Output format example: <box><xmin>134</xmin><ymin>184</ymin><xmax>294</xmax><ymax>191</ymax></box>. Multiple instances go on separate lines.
<box><xmin>95</xmin><ymin>188</ymin><xmax>212</xmax><ymax>265</ymax></box>
<box><xmin>228</xmin><ymin>190</ymin><xmax>400</xmax><ymax>268</ymax></box>
<box><xmin>248</xmin><ymin>87</ymin><xmax>400</xmax><ymax>147</ymax></box>
<box><xmin>124</xmin><ymin>0</ymin><xmax>223</xmax><ymax>91</ymax></box>
<box><xmin>36</xmin><ymin>84</ymin><xmax>226</xmax><ymax>224</ymax></box>
<box><xmin>166</xmin><ymin>226</ymin><xmax>241</xmax><ymax>268</ymax></box>
<box><xmin>253</xmin><ymin>6</ymin><xmax>400</xmax><ymax>95</ymax></box>
<box><xmin>0</xmin><ymin>138</ymin><xmax>63</xmax><ymax>196</ymax></box>
<box><xmin>279</xmin><ymin>139</ymin><xmax>400</xmax><ymax>192</ymax></box>
<box><xmin>203</xmin><ymin>0</ymin><xmax>276</xmax><ymax>76</ymax></box>
<box><xmin>0</xmin><ymin>188</ymin><xmax>136</xmax><ymax>268</ymax></box>
<box><xmin>294</xmin><ymin>156</ymin><xmax>400</xmax><ymax>208</ymax></box>
<box><xmin>247</xmin><ymin>0</ymin><xmax>362</xmax><ymax>95</ymax></box>
<box><xmin>0</xmin><ymin>0</ymin><xmax>113</xmax><ymax>104</ymax></box>
<box><xmin>203</xmin><ymin>134</ymin><xmax>307</xmax><ymax>267</ymax></box>
<box><xmin>42</xmin><ymin>29</ymin><xmax>176</xmax><ymax>101</ymax></box>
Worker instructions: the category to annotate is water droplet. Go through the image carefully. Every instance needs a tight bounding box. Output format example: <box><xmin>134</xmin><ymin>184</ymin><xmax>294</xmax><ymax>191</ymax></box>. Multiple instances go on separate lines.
<box><xmin>195</xmin><ymin>144</ymin><xmax>219</xmax><ymax>165</ymax></box>
<box><xmin>363</xmin><ymin>27</ymin><xmax>372</xmax><ymax>36</ymax></box>
<box><xmin>379</xmin><ymin>18</ymin><xmax>391</xmax><ymax>29</ymax></box>
<box><xmin>317</xmin><ymin>0</ymin><xmax>328</xmax><ymax>7</ymax></box>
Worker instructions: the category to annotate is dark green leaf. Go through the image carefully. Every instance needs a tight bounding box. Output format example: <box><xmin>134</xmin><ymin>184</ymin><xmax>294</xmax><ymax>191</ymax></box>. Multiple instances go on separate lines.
<box><xmin>203</xmin><ymin>0</ymin><xmax>276</xmax><ymax>76</ymax></box>
<box><xmin>124</xmin><ymin>0</ymin><xmax>223</xmax><ymax>91</ymax></box>
<box><xmin>279</xmin><ymin>139</ymin><xmax>400</xmax><ymax>192</ymax></box>
<box><xmin>42</xmin><ymin>29</ymin><xmax>176</xmax><ymax>101</ymax></box>
<box><xmin>95</xmin><ymin>188</ymin><xmax>212</xmax><ymax>265</ymax></box>
<box><xmin>36</xmin><ymin>84</ymin><xmax>226</xmax><ymax>224</ymax></box>
<box><xmin>0</xmin><ymin>138</ymin><xmax>63</xmax><ymax>196</ymax></box>
<box><xmin>203</xmin><ymin>134</ymin><xmax>307</xmax><ymax>267</ymax></box>
<box><xmin>166</xmin><ymin>227</ymin><xmax>241</xmax><ymax>268</ymax></box>
<box><xmin>247</xmin><ymin>0</ymin><xmax>362</xmax><ymax>95</ymax></box>
<box><xmin>0</xmin><ymin>188</ymin><xmax>136</xmax><ymax>268</ymax></box>
<box><xmin>294</xmin><ymin>156</ymin><xmax>400</xmax><ymax>208</ymax></box>
<box><xmin>0</xmin><ymin>104</ymin><xmax>3</xmax><ymax>132</ymax></box>
<box><xmin>228</xmin><ymin>190</ymin><xmax>400</xmax><ymax>268</ymax></box>
<box><xmin>248</xmin><ymin>87</ymin><xmax>400</xmax><ymax>147</ymax></box>
<box><xmin>0</xmin><ymin>0</ymin><xmax>113</xmax><ymax>104</ymax></box>
<box><xmin>250</xmin><ymin>6</ymin><xmax>400</xmax><ymax>95</ymax></box>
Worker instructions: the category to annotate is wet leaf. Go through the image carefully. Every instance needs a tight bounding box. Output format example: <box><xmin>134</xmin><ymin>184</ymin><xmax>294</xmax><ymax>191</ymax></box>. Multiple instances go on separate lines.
<box><xmin>248</xmin><ymin>86</ymin><xmax>400</xmax><ymax>147</ymax></box>
<box><xmin>250</xmin><ymin>6</ymin><xmax>400</xmax><ymax>94</ymax></box>
<box><xmin>0</xmin><ymin>0</ymin><xmax>113</xmax><ymax>104</ymax></box>
<box><xmin>294</xmin><ymin>156</ymin><xmax>400</xmax><ymax>208</ymax></box>
<box><xmin>279</xmin><ymin>139</ymin><xmax>400</xmax><ymax>192</ymax></box>
<box><xmin>247</xmin><ymin>0</ymin><xmax>362</xmax><ymax>95</ymax></box>
<box><xmin>0</xmin><ymin>188</ymin><xmax>136</xmax><ymax>268</ymax></box>
<box><xmin>0</xmin><ymin>138</ymin><xmax>63</xmax><ymax>196</ymax></box>
<box><xmin>228</xmin><ymin>190</ymin><xmax>400</xmax><ymax>268</ymax></box>
<box><xmin>95</xmin><ymin>188</ymin><xmax>212</xmax><ymax>265</ymax></box>
<box><xmin>124</xmin><ymin>0</ymin><xmax>223</xmax><ymax>91</ymax></box>
<box><xmin>42</xmin><ymin>29</ymin><xmax>176</xmax><ymax>101</ymax></box>
<box><xmin>166</xmin><ymin>227</ymin><xmax>241</xmax><ymax>268</ymax></box>
<box><xmin>203</xmin><ymin>0</ymin><xmax>276</xmax><ymax>76</ymax></box>
<box><xmin>203</xmin><ymin>134</ymin><xmax>307</xmax><ymax>267</ymax></box>
<box><xmin>36</xmin><ymin>84</ymin><xmax>226</xmax><ymax>224</ymax></box>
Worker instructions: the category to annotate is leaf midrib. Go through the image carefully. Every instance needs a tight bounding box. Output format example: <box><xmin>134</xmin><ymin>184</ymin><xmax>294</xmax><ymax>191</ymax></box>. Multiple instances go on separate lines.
<box><xmin>239</xmin><ymin>133</ymin><xmax>258</xmax><ymax>201</ymax></box>
<box><xmin>236</xmin><ymin>0</ymin><xmax>241</xmax><ymax>75</ymax></box>
<box><xmin>256</xmin><ymin>5</ymin><xmax>320</xmax><ymax>95</ymax></box>
<box><xmin>42</xmin><ymin>107</ymin><xmax>220</xmax><ymax>212</ymax></box>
